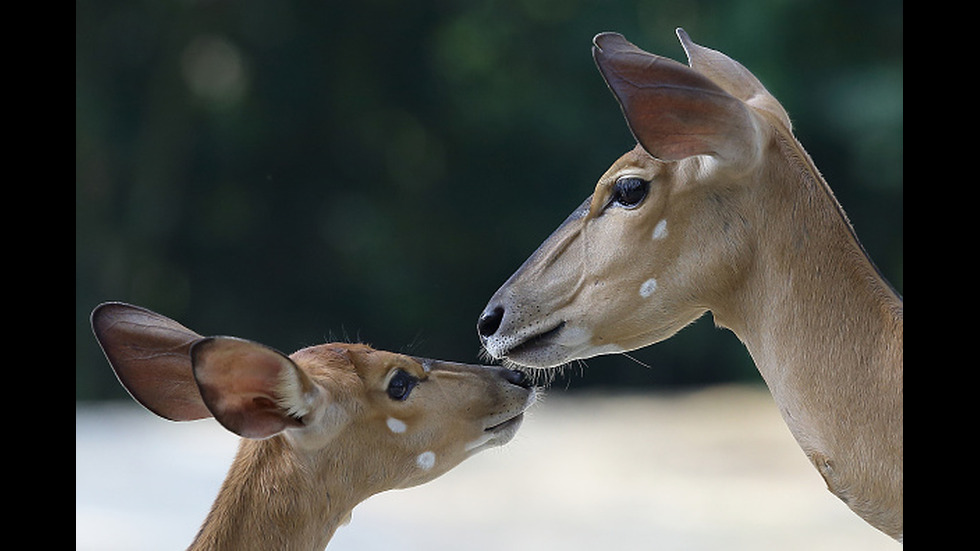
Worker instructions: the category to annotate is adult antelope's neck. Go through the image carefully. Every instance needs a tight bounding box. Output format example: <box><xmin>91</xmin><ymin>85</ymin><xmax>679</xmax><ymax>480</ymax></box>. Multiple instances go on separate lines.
<box><xmin>730</xmin><ymin>131</ymin><xmax>903</xmax><ymax>379</ymax></box>
<box><xmin>188</xmin><ymin>438</ymin><xmax>360</xmax><ymax>551</ymax></box>
<box><xmin>718</xmin><ymin>131</ymin><xmax>903</xmax><ymax>538</ymax></box>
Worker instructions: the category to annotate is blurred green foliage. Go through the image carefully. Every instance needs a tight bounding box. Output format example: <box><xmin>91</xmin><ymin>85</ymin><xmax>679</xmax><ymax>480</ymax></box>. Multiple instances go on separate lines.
<box><xmin>76</xmin><ymin>0</ymin><xmax>902</xmax><ymax>400</ymax></box>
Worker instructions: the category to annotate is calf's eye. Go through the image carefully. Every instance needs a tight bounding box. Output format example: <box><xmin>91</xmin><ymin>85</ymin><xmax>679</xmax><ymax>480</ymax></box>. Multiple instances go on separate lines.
<box><xmin>386</xmin><ymin>369</ymin><xmax>418</xmax><ymax>401</ymax></box>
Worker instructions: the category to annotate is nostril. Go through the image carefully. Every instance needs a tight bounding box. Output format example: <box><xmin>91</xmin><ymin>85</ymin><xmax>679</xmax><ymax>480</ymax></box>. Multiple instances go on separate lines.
<box><xmin>477</xmin><ymin>306</ymin><xmax>504</xmax><ymax>338</ymax></box>
<box><xmin>502</xmin><ymin>368</ymin><xmax>532</xmax><ymax>388</ymax></box>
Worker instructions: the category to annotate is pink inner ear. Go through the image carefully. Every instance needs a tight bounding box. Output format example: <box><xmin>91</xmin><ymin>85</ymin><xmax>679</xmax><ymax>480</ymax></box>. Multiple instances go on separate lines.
<box><xmin>592</xmin><ymin>33</ymin><xmax>755</xmax><ymax>164</ymax></box>
<box><xmin>112</xmin><ymin>340</ymin><xmax>213</xmax><ymax>422</ymax></box>
<box><xmin>191</xmin><ymin>337</ymin><xmax>305</xmax><ymax>439</ymax></box>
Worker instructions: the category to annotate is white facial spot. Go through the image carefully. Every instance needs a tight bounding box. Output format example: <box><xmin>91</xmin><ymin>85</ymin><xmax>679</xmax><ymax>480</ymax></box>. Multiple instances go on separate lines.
<box><xmin>652</xmin><ymin>219</ymin><xmax>668</xmax><ymax>240</ymax></box>
<box><xmin>386</xmin><ymin>417</ymin><xmax>406</xmax><ymax>434</ymax></box>
<box><xmin>416</xmin><ymin>451</ymin><xmax>436</xmax><ymax>470</ymax></box>
<box><xmin>640</xmin><ymin>278</ymin><xmax>658</xmax><ymax>298</ymax></box>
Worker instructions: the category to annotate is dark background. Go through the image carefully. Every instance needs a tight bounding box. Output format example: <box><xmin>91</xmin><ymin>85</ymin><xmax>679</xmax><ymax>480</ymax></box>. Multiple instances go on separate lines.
<box><xmin>76</xmin><ymin>0</ymin><xmax>903</xmax><ymax>401</ymax></box>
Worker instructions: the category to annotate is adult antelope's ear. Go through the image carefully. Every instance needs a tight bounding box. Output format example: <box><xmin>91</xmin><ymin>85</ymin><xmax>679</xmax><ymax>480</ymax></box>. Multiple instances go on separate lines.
<box><xmin>675</xmin><ymin>28</ymin><xmax>791</xmax><ymax>131</ymax></box>
<box><xmin>592</xmin><ymin>31</ymin><xmax>762</xmax><ymax>168</ymax></box>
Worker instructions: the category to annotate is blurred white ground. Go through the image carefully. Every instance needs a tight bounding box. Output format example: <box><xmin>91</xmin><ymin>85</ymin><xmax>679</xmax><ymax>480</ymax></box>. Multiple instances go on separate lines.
<box><xmin>76</xmin><ymin>385</ymin><xmax>899</xmax><ymax>550</ymax></box>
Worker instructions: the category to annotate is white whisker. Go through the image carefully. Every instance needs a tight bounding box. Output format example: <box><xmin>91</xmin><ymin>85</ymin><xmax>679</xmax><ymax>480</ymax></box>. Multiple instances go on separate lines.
<box><xmin>619</xmin><ymin>352</ymin><xmax>652</xmax><ymax>369</ymax></box>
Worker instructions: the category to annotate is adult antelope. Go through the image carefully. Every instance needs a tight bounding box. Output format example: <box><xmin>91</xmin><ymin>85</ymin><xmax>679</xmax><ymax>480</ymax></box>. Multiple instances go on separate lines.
<box><xmin>477</xmin><ymin>30</ymin><xmax>902</xmax><ymax>541</ymax></box>
<box><xmin>92</xmin><ymin>302</ymin><xmax>536</xmax><ymax>550</ymax></box>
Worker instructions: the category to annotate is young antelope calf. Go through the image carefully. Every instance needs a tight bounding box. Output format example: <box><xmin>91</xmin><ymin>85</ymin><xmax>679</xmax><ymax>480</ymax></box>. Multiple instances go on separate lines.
<box><xmin>91</xmin><ymin>302</ymin><xmax>536</xmax><ymax>550</ymax></box>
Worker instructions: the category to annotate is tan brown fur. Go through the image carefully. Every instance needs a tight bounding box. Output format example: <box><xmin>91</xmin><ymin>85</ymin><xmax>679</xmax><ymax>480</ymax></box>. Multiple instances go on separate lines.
<box><xmin>92</xmin><ymin>302</ymin><xmax>536</xmax><ymax>550</ymax></box>
<box><xmin>478</xmin><ymin>30</ymin><xmax>901</xmax><ymax>541</ymax></box>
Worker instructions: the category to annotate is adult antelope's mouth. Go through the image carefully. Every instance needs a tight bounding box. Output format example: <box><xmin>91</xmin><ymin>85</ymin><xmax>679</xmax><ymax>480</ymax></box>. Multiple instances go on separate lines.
<box><xmin>504</xmin><ymin>322</ymin><xmax>566</xmax><ymax>359</ymax></box>
<box><xmin>491</xmin><ymin>321</ymin><xmax>615</xmax><ymax>370</ymax></box>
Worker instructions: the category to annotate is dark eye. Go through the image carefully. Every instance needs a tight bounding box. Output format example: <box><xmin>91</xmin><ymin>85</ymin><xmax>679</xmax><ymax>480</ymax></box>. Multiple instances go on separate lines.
<box><xmin>611</xmin><ymin>177</ymin><xmax>649</xmax><ymax>208</ymax></box>
<box><xmin>386</xmin><ymin>369</ymin><xmax>418</xmax><ymax>401</ymax></box>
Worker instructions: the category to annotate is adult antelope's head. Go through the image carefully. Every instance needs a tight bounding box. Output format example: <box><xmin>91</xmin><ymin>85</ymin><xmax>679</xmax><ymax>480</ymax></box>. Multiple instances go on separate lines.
<box><xmin>477</xmin><ymin>29</ymin><xmax>789</xmax><ymax>369</ymax></box>
<box><xmin>475</xmin><ymin>29</ymin><xmax>904</xmax><ymax>542</ymax></box>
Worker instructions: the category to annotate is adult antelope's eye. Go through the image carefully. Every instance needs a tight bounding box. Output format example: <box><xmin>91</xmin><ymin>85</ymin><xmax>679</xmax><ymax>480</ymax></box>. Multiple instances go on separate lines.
<box><xmin>386</xmin><ymin>369</ymin><xmax>418</xmax><ymax>401</ymax></box>
<box><xmin>611</xmin><ymin>177</ymin><xmax>649</xmax><ymax>208</ymax></box>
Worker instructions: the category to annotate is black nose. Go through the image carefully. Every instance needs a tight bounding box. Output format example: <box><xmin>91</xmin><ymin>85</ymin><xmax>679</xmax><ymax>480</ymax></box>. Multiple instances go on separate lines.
<box><xmin>502</xmin><ymin>368</ymin><xmax>531</xmax><ymax>388</ymax></box>
<box><xmin>478</xmin><ymin>305</ymin><xmax>504</xmax><ymax>338</ymax></box>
